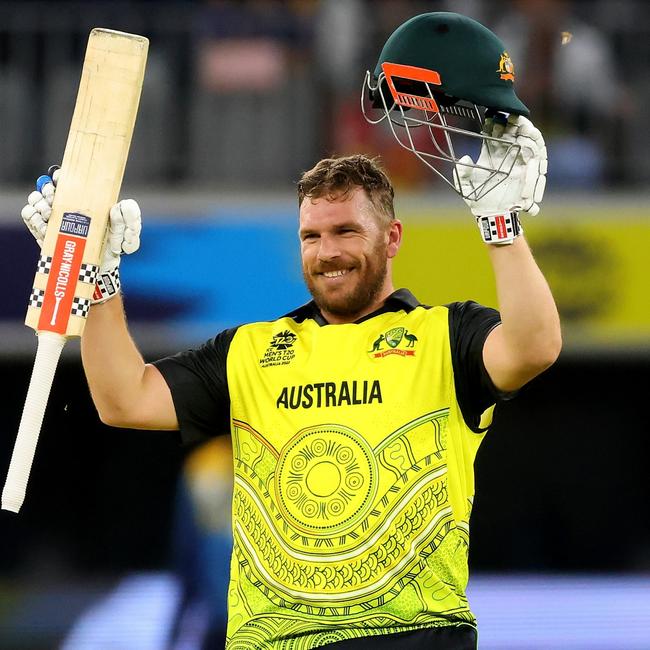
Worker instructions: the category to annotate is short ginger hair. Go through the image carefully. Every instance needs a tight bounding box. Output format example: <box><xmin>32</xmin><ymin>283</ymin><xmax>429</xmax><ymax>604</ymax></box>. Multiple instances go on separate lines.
<box><xmin>297</xmin><ymin>154</ymin><xmax>395</xmax><ymax>226</ymax></box>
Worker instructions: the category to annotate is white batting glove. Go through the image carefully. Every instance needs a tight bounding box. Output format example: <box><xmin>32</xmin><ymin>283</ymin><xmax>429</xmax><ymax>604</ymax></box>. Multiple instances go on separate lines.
<box><xmin>20</xmin><ymin>166</ymin><xmax>142</xmax><ymax>303</ymax></box>
<box><xmin>93</xmin><ymin>199</ymin><xmax>141</xmax><ymax>303</ymax></box>
<box><xmin>454</xmin><ymin>115</ymin><xmax>547</xmax><ymax>245</ymax></box>
<box><xmin>21</xmin><ymin>166</ymin><xmax>60</xmax><ymax>246</ymax></box>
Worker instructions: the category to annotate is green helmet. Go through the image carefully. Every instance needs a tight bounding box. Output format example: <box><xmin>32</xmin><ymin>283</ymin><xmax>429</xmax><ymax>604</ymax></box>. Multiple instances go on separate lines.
<box><xmin>362</xmin><ymin>12</ymin><xmax>529</xmax><ymax>199</ymax></box>
<box><xmin>373</xmin><ymin>12</ymin><xmax>528</xmax><ymax>115</ymax></box>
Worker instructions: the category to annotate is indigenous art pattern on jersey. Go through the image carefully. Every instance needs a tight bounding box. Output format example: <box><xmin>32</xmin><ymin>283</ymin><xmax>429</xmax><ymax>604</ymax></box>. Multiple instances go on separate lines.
<box><xmin>228</xmin><ymin>410</ymin><xmax>475</xmax><ymax>648</ymax></box>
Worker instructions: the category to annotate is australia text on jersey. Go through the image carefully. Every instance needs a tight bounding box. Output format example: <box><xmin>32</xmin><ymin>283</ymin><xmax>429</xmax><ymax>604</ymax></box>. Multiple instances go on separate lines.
<box><xmin>277</xmin><ymin>380</ymin><xmax>382</xmax><ymax>409</ymax></box>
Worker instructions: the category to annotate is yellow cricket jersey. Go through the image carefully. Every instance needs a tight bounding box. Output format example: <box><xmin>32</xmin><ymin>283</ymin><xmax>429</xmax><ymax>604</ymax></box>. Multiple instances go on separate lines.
<box><xmin>155</xmin><ymin>289</ymin><xmax>502</xmax><ymax>649</ymax></box>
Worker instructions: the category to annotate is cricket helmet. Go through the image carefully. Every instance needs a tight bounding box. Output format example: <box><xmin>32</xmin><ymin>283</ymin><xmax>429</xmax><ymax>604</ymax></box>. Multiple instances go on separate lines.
<box><xmin>362</xmin><ymin>12</ymin><xmax>528</xmax><ymax>199</ymax></box>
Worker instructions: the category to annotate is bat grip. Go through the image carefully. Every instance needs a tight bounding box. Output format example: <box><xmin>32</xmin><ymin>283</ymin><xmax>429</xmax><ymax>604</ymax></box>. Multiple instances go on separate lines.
<box><xmin>2</xmin><ymin>331</ymin><xmax>66</xmax><ymax>513</ymax></box>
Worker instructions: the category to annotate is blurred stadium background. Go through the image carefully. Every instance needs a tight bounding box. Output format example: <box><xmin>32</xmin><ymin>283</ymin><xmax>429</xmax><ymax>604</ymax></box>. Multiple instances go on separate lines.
<box><xmin>0</xmin><ymin>0</ymin><xmax>648</xmax><ymax>648</ymax></box>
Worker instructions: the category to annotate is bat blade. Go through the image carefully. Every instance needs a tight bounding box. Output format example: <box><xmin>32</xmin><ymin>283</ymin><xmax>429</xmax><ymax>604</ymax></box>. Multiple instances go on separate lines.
<box><xmin>27</xmin><ymin>28</ymin><xmax>149</xmax><ymax>337</ymax></box>
<box><xmin>2</xmin><ymin>29</ymin><xmax>148</xmax><ymax>513</ymax></box>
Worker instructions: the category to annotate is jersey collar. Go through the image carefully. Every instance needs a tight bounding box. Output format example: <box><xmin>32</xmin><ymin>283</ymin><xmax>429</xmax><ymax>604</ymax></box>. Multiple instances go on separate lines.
<box><xmin>286</xmin><ymin>288</ymin><xmax>421</xmax><ymax>326</ymax></box>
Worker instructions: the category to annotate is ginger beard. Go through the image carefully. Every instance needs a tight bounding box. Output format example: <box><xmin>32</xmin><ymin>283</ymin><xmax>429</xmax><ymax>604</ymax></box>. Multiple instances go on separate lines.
<box><xmin>302</xmin><ymin>233</ymin><xmax>389</xmax><ymax>320</ymax></box>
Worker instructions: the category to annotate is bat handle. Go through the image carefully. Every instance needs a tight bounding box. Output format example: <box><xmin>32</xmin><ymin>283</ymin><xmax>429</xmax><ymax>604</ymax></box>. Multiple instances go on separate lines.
<box><xmin>2</xmin><ymin>331</ymin><xmax>66</xmax><ymax>513</ymax></box>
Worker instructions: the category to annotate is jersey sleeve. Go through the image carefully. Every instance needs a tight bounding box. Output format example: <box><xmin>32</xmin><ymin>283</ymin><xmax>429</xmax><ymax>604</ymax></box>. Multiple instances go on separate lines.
<box><xmin>447</xmin><ymin>301</ymin><xmax>512</xmax><ymax>433</ymax></box>
<box><xmin>152</xmin><ymin>327</ymin><xmax>238</xmax><ymax>444</ymax></box>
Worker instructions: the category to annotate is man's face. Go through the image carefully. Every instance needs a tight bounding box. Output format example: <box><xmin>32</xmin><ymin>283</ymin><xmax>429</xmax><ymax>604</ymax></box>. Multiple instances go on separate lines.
<box><xmin>299</xmin><ymin>187</ymin><xmax>399</xmax><ymax>323</ymax></box>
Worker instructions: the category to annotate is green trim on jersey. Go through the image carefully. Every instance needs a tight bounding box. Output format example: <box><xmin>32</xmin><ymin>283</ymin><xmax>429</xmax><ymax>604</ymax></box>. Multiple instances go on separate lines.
<box><xmin>225</xmin><ymin>305</ymin><xmax>488</xmax><ymax>649</ymax></box>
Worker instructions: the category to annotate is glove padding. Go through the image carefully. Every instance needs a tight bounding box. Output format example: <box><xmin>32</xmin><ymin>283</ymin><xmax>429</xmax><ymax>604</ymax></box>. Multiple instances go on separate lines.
<box><xmin>21</xmin><ymin>167</ymin><xmax>60</xmax><ymax>244</ymax></box>
<box><xmin>103</xmin><ymin>199</ymin><xmax>142</xmax><ymax>269</ymax></box>
<box><xmin>454</xmin><ymin>114</ymin><xmax>547</xmax><ymax>218</ymax></box>
<box><xmin>20</xmin><ymin>165</ymin><xmax>141</xmax><ymax>303</ymax></box>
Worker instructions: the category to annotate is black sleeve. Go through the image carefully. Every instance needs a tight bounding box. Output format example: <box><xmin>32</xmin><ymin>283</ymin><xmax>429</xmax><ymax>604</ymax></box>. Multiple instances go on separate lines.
<box><xmin>152</xmin><ymin>327</ymin><xmax>238</xmax><ymax>444</ymax></box>
<box><xmin>447</xmin><ymin>301</ymin><xmax>512</xmax><ymax>433</ymax></box>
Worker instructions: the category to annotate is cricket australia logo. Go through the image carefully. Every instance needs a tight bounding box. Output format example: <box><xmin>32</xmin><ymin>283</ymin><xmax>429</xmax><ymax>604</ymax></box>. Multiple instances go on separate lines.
<box><xmin>368</xmin><ymin>327</ymin><xmax>418</xmax><ymax>358</ymax></box>
<box><xmin>259</xmin><ymin>330</ymin><xmax>297</xmax><ymax>368</ymax></box>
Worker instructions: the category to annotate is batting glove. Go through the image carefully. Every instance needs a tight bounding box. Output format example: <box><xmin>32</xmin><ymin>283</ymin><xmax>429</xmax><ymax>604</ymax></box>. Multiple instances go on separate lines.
<box><xmin>454</xmin><ymin>115</ymin><xmax>547</xmax><ymax>245</ymax></box>
<box><xmin>20</xmin><ymin>165</ymin><xmax>142</xmax><ymax>304</ymax></box>
<box><xmin>21</xmin><ymin>165</ymin><xmax>60</xmax><ymax>244</ymax></box>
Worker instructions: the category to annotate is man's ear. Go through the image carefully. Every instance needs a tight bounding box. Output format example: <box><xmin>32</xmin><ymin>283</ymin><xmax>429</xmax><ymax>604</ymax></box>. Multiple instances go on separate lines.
<box><xmin>387</xmin><ymin>220</ymin><xmax>403</xmax><ymax>258</ymax></box>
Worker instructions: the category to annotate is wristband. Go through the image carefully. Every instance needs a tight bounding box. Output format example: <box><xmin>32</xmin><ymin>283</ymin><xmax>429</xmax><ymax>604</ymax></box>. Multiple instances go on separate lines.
<box><xmin>475</xmin><ymin>211</ymin><xmax>523</xmax><ymax>245</ymax></box>
<box><xmin>92</xmin><ymin>267</ymin><xmax>121</xmax><ymax>304</ymax></box>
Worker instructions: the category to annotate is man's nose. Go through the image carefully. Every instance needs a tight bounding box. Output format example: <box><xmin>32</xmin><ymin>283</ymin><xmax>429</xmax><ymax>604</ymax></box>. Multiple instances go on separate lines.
<box><xmin>317</xmin><ymin>235</ymin><xmax>341</xmax><ymax>261</ymax></box>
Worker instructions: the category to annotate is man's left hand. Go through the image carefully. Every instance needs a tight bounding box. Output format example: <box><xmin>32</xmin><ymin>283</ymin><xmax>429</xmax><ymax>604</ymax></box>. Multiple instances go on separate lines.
<box><xmin>454</xmin><ymin>115</ymin><xmax>547</xmax><ymax>243</ymax></box>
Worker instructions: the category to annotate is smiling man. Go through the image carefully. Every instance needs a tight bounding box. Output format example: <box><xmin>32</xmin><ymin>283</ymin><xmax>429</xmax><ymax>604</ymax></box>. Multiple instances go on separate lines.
<box><xmin>93</xmin><ymin>154</ymin><xmax>559</xmax><ymax>650</ymax></box>
<box><xmin>20</xmin><ymin>12</ymin><xmax>562</xmax><ymax>650</ymax></box>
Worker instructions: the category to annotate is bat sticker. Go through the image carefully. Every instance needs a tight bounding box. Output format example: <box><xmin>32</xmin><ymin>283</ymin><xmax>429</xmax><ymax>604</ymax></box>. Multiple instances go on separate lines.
<box><xmin>58</xmin><ymin>212</ymin><xmax>91</xmax><ymax>237</ymax></box>
<box><xmin>37</xmin><ymin>212</ymin><xmax>91</xmax><ymax>333</ymax></box>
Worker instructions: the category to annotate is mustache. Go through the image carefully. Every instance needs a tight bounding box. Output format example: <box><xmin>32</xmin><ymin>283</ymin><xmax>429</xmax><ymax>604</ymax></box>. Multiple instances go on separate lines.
<box><xmin>310</xmin><ymin>262</ymin><xmax>355</xmax><ymax>274</ymax></box>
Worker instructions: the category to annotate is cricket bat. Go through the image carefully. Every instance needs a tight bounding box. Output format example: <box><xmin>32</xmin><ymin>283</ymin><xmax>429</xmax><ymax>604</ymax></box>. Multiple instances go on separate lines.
<box><xmin>1</xmin><ymin>29</ymin><xmax>148</xmax><ymax>513</ymax></box>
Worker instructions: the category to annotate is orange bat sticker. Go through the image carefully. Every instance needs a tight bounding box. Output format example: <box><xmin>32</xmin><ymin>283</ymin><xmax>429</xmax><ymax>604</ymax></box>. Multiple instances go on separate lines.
<box><xmin>37</xmin><ymin>212</ymin><xmax>90</xmax><ymax>334</ymax></box>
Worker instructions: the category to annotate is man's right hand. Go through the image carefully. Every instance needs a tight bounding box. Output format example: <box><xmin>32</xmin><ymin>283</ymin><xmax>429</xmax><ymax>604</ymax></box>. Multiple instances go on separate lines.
<box><xmin>20</xmin><ymin>165</ymin><xmax>142</xmax><ymax>303</ymax></box>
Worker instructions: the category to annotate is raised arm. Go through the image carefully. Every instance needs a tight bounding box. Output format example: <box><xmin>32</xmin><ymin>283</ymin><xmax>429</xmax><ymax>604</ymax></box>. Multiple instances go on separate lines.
<box><xmin>455</xmin><ymin>115</ymin><xmax>561</xmax><ymax>392</ymax></box>
<box><xmin>81</xmin><ymin>294</ymin><xmax>178</xmax><ymax>430</ymax></box>
<box><xmin>482</xmin><ymin>237</ymin><xmax>561</xmax><ymax>391</ymax></box>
